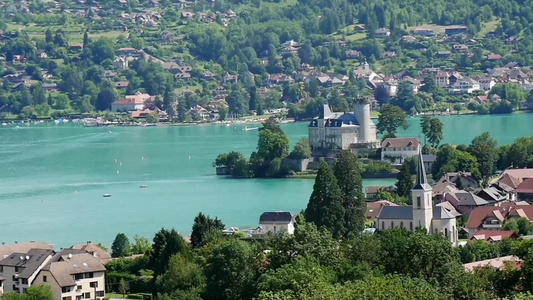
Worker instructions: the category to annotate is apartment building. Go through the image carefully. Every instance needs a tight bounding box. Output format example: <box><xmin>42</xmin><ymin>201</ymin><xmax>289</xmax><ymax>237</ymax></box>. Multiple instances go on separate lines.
<box><xmin>33</xmin><ymin>250</ymin><xmax>106</xmax><ymax>300</ymax></box>
<box><xmin>0</xmin><ymin>248</ymin><xmax>55</xmax><ymax>293</ymax></box>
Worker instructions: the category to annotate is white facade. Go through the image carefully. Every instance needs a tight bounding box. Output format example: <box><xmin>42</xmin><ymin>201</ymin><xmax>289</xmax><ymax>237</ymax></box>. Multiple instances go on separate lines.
<box><xmin>259</xmin><ymin>212</ymin><xmax>295</xmax><ymax>235</ymax></box>
<box><xmin>33</xmin><ymin>270</ymin><xmax>105</xmax><ymax>300</ymax></box>
<box><xmin>449</xmin><ymin>78</ymin><xmax>481</xmax><ymax>94</ymax></box>
<box><xmin>308</xmin><ymin>100</ymin><xmax>379</xmax><ymax>151</ymax></box>
<box><xmin>260</xmin><ymin>222</ymin><xmax>295</xmax><ymax>235</ymax></box>
<box><xmin>381</xmin><ymin>138</ymin><xmax>421</xmax><ymax>163</ymax></box>
<box><xmin>376</xmin><ymin>152</ymin><xmax>458</xmax><ymax>245</ymax></box>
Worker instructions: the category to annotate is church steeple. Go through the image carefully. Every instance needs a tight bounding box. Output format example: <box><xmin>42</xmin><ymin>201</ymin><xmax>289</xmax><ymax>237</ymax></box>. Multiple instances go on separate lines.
<box><xmin>413</xmin><ymin>149</ymin><xmax>431</xmax><ymax>191</ymax></box>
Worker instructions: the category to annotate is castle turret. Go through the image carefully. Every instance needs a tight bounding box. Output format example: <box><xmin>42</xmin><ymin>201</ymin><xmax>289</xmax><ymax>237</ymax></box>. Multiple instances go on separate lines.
<box><xmin>353</xmin><ymin>96</ymin><xmax>372</xmax><ymax>143</ymax></box>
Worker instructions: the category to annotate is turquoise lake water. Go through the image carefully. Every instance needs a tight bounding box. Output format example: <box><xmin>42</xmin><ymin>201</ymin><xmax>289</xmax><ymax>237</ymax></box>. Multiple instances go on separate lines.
<box><xmin>1</xmin><ymin>113</ymin><xmax>532</xmax><ymax>247</ymax></box>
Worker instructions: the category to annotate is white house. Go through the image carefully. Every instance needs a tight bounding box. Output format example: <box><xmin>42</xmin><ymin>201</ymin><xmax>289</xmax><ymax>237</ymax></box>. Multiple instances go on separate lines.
<box><xmin>111</xmin><ymin>92</ymin><xmax>153</xmax><ymax>112</ymax></box>
<box><xmin>381</xmin><ymin>137</ymin><xmax>421</xmax><ymax>163</ymax></box>
<box><xmin>376</xmin><ymin>152</ymin><xmax>458</xmax><ymax>244</ymax></box>
<box><xmin>435</xmin><ymin>71</ymin><xmax>450</xmax><ymax>88</ymax></box>
<box><xmin>477</xmin><ymin>77</ymin><xmax>496</xmax><ymax>92</ymax></box>
<box><xmin>259</xmin><ymin>212</ymin><xmax>295</xmax><ymax>235</ymax></box>
<box><xmin>449</xmin><ymin>78</ymin><xmax>481</xmax><ymax>94</ymax></box>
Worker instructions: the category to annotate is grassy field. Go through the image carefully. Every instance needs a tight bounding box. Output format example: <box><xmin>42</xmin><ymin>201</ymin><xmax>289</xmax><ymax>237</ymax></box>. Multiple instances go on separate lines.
<box><xmin>176</xmin><ymin>84</ymin><xmax>203</xmax><ymax>94</ymax></box>
<box><xmin>477</xmin><ymin>19</ymin><xmax>500</xmax><ymax>38</ymax></box>
<box><xmin>331</xmin><ymin>24</ymin><xmax>367</xmax><ymax>41</ymax></box>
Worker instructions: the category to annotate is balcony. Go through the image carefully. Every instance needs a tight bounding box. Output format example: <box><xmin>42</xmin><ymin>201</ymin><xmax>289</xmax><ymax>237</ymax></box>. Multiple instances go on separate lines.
<box><xmin>482</xmin><ymin>224</ymin><xmax>502</xmax><ymax>229</ymax></box>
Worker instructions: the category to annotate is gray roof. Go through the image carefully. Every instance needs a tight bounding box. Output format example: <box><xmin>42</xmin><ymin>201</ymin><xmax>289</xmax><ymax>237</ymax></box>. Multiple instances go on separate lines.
<box><xmin>413</xmin><ymin>150</ymin><xmax>432</xmax><ymax>190</ymax></box>
<box><xmin>0</xmin><ymin>249</ymin><xmax>54</xmax><ymax>278</ymax></box>
<box><xmin>42</xmin><ymin>252</ymin><xmax>106</xmax><ymax>287</ymax></box>
<box><xmin>378</xmin><ymin>206</ymin><xmax>413</xmax><ymax>219</ymax></box>
<box><xmin>456</xmin><ymin>192</ymin><xmax>489</xmax><ymax>206</ymax></box>
<box><xmin>433</xmin><ymin>206</ymin><xmax>456</xmax><ymax>219</ymax></box>
<box><xmin>259</xmin><ymin>212</ymin><xmax>294</xmax><ymax>224</ymax></box>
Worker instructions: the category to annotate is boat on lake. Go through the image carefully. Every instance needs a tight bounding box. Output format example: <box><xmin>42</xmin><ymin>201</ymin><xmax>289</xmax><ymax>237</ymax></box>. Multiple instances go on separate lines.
<box><xmin>140</xmin><ymin>185</ymin><xmax>147</xmax><ymax>188</ymax></box>
<box><xmin>244</xmin><ymin>126</ymin><xmax>259</xmax><ymax>131</ymax></box>
<box><xmin>103</xmin><ymin>194</ymin><xmax>112</xmax><ymax>197</ymax></box>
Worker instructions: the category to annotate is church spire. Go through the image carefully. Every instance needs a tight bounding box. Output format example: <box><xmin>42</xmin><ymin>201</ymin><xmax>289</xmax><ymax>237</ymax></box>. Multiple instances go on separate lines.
<box><xmin>413</xmin><ymin>149</ymin><xmax>431</xmax><ymax>190</ymax></box>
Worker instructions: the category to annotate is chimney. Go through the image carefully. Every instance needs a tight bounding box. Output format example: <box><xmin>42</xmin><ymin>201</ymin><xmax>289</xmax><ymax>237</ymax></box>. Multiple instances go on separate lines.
<box><xmin>87</xmin><ymin>241</ymin><xmax>92</xmax><ymax>245</ymax></box>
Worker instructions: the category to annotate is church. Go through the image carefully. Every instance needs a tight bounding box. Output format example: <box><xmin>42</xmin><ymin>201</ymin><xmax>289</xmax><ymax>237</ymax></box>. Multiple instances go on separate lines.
<box><xmin>308</xmin><ymin>96</ymin><xmax>381</xmax><ymax>152</ymax></box>
<box><xmin>376</xmin><ymin>151</ymin><xmax>458</xmax><ymax>244</ymax></box>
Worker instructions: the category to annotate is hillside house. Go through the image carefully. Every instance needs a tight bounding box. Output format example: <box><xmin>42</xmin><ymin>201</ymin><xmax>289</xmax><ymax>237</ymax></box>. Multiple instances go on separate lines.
<box><xmin>111</xmin><ymin>92</ymin><xmax>153</xmax><ymax>112</ymax></box>
<box><xmin>375</xmin><ymin>28</ymin><xmax>391</xmax><ymax>38</ymax></box>
<box><xmin>259</xmin><ymin>212</ymin><xmax>295</xmax><ymax>235</ymax></box>
<box><xmin>381</xmin><ymin>138</ymin><xmax>421</xmax><ymax>163</ymax></box>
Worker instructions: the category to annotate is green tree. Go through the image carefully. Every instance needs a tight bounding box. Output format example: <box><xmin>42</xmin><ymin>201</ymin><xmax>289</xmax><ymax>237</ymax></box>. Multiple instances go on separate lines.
<box><xmin>396</xmin><ymin>163</ymin><xmax>413</xmax><ymax>198</ymax></box>
<box><xmin>518</xmin><ymin>217</ymin><xmax>532</xmax><ymax>236</ymax></box>
<box><xmin>150</xmin><ymin>228</ymin><xmax>191</xmax><ymax>278</ymax></box>
<box><xmin>111</xmin><ymin>233</ymin><xmax>131</xmax><ymax>257</ymax></box>
<box><xmin>119</xmin><ymin>278</ymin><xmax>127</xmax><ymax>296</ymax></box>
<box><xmin>146</xmin><ymin>113</ymin><xmax>159</xmax><ymax>123</ymax></box>
<box><xmin>503</xmin><ymin>219</ymin><xmax>519</xmax><ymax>234</ymax></box>
<box><xmin>289</xmin><ymin>138</ymin><xmax>312</xmax><ymax>159</ymax></box>
<box><xmin>334</xmin><ymin>151</ymin><xmax>366</xmax><ymax>236</ymax></box>
<box><xmin>131</xmin><ymin>235</ymin><xmax>151</xmax><ymax>254</ymax></box>
<box><xmin>257</xmin><ymin>129</ymin><xmax>290</xmax><ymax>161</ymax></box>
<box><xmin>191</xmin><ymin>213</ymin><xmax>225</xmax><ymax>249</ymax></box>
<box><xmin>420</xmin><ymin>115</ymin><xmax>431</xmax><ymax>145</ymax></box>
<box><xmin>156</xmin><ymin>254</ymin><xmax>205</xmax><ymax>295</ymax></box>
<box><xmin>205</xmin><ymin>239</ymin><xmax>259</xmax><ymax>300</ymax></box>
<box><xmin>45</xmin><ymin>28</ymin><xmax>53</xmax><ymax>44</ymax></box>
<box><xmin>376</xmin><ymin>104</ymin><xmax>409</xmax><ymax>137</ymax></box>
<box><xmin>427</xmin><ymin>117</ymin><xmax>444</xmax><ymax>147</ymax></box>
<box><xmin>95</xmin><ymin>89</ymin><xmax>116</xmax><ymax>111</ymax></box>
<box><xmin>305</xmin><ymin>161</ymin><xmax>346</xmax><ymax>238</ymax></box>
<box><xmin>53</xmin><ymin>94</ymin><xmax>70</xmax><ymax>110</ymax></box>
<box><xmin>468</xmin><ymin>132</ymin><xmax>498</xmax><ymax>179</ymax></box>
<box><xmin>432</xmin><ymin>144</ymin><xmax>481</xmax><ymax>179</ymax></box>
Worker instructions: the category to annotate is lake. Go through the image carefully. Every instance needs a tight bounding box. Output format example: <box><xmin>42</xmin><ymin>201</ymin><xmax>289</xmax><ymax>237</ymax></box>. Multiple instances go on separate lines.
<box><xmin>1</xmin><ymin>113</ymin><xmax>532</xmax><ymax>247</ymax></box>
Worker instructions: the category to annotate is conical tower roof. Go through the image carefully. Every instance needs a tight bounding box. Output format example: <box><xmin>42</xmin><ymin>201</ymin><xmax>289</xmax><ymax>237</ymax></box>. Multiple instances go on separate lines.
<box><xmin>412</xmin><ymin>150</ymin><xmax>432</xmax><ymax>191</ymax></box>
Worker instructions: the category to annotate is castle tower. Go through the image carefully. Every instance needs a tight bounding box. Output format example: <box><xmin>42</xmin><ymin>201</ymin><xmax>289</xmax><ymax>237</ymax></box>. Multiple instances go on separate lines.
<box><xmin>353</xmin><ymin>96</ymin><xmax>371</xmax><ymax>143</ymax></box>
<box><xmin>412</xmin><ymin>150</ymin><xmax>433</xmax><ymax>232</ymax></box>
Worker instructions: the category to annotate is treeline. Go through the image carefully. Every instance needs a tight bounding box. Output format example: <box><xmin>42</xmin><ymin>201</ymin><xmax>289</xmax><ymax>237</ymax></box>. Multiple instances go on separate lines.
<box><xmin>214</xmin><ymin>121</ymin><xmax>312</xmax><ymax>178</ymax></box>
<box><xmin>104</xmin><ymin>215</ymin><xmax>533</xmax><ymax>300</ymax></box>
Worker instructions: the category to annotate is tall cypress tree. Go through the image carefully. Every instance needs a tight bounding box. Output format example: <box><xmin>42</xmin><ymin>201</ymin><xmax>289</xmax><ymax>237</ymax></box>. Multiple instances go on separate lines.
<box><xmin>396</xmin><ymin>162</ymin><xmax>414</xmax><ymax>198</ymax></box>
<box><xmin>334</xmin><ymin>151</ymin><xmax>366</xmax><ymax>237</ymax></box>
<box><xmin>305</xmin><ymin>161</ymin><xmax>346</xmax><ymax>239</ymax></box>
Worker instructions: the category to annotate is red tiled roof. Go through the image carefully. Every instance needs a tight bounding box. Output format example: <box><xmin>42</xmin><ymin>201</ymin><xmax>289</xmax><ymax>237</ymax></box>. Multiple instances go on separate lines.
<box><xmin>470</xmin><ymin>230</ymin><xmax>518</xmax><ymax>241</ymax></box>
<box><xmin>515</xmin><ymin>178</ymin><xmax>533</xmax><ymax>194</ymax></box>
<box><xmin>466</xmin><ymin>202</ymin><xmax>532</xmax><ymax>229</ymax></box>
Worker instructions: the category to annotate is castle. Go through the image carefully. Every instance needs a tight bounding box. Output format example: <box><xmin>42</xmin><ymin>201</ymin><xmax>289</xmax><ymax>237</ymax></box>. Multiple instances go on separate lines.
<box><xmin>376</xmin><ymin>151</ymin><xmax>458</xmax><ymax>244</ymax></box>
<box><xmin>308</xmin><ymin>97</ymin><xmax>380</xmax><ymax>151</ymax></box>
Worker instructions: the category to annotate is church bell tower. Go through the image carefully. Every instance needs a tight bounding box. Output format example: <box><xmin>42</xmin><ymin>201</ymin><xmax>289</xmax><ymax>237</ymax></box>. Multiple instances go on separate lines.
<box><xmin>412</xmin><ymin>150</ymin><xmax>433</xmax><ymax>232</ymax></box>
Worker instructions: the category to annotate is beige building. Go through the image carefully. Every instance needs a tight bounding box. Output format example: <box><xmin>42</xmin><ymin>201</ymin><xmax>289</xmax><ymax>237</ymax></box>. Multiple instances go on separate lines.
<box><xmin>381</xmin><ymin>137</ymin><xmax>421</xmax><ymax>163</ymax></box>
<box><xmin>308</xmin><ymin>98</ymin><xmax>380</xmax><ymax>152</ymax></box>
<box><xmin>69</xmin><ymin>242</ymin><xmax>111</xmax><ymax>265</ymax></box>
<box><xmin>376</xmin><ymin>151</ymin><xmax>458</xmax><ymax>244</ymax></box>
<box><xmin>33</xmin><ymin>250</ymin><xmax>106</xmax><ymax>300</ymax></box>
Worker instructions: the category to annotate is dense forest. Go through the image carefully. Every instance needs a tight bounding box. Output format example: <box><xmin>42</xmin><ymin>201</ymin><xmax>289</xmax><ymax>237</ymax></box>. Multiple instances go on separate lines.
<box><xmin>1</xmin><ymin>0</ymin><xmax>533</xmax><ymax>120</ymax></box>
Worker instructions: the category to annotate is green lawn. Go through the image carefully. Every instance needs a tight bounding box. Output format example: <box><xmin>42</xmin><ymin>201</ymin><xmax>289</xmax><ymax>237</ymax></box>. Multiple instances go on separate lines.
<box><xmin>176</xmin><ymin>84</ymin><xmax>202</xmax><ymax>94</ymax></box>
<box><xmin>477</xmin><ymin>19</ymin><xmax>500</xmax><ymax>38</ymax></box>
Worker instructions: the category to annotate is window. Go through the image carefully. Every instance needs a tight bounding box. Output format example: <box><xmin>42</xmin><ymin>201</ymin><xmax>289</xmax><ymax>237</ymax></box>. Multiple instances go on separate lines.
<box><xmin>417</xmin><ymin>196</ymin><xmax>421</xmax><ymax>208</ymax></box>
<box><xmin>410</xmin><ymin>222</ymin><xmax>413</xmax><ymax>231</ymax></box>
<box><xmin>96</xmin><ymin>291</ymin><xmax>105</xmax><ymax>297</ymax></box>
<box><xmin>382</xmin><ymin>221</ymin><xmax>384</xmax><ymax>229</ymax></box>
<box><xmin>77</xmin><ymin>285</ymin><xmax>82</xmax><ymax>291</ymax></box>
<box><xmin>391</xmin><ymin>221</ymin><xmax>394</xmax><ymax>228</ymax></box>
<box><xmin>21</xmin><ymin>278</ymin><xmax>28</xmax><ymax>285</ymax></box>
<box><xmin>445</xmin><ymin>228</ymin><xmax>449</xmax><ymax>238</ymax></box>
<box><xmin>75</xmin><ymin>274</ymin><xmax>83</xmax><ymax>280</ymax></box>
<box><xmin>62</xmin><ymin>297</ymin><xmax>72</xmax><ymax>300</ymax></box>
<box><xmin>62</xmin><ymin>286</ymin><xmax>71</xmax><ymax>293</ymax></box>
<box><xmin>22</xmin><ymin>288</ymin><xmax>27</xmax><ymax>293</ymax></box>
<box><xmin>14</xmin><ymin>267</ymin><xmax>19</xmax><ymax>273</ymax></box>
<box><xmin>400</xmin><ymin>221</ymin><xmax>403</xmax><ymax>228</ymax></box>
<box><xmin>43</xmin><ymin>276</ymin><xmax>47</xmax><ymax>283</ymax></box>
<box><xmin>84</xmin><ymin>272</ymin><xmax>94</xmax><ymax>279</ymax></box>
<box><xmin>90</xmin><ymin>282</ymin><xmax>98</xmax><ymax>288</ymax></box>
<box><xmin>84</xmin><ymin>292</ymin><xmax>90</xmax><ymax>299</ymax></box>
